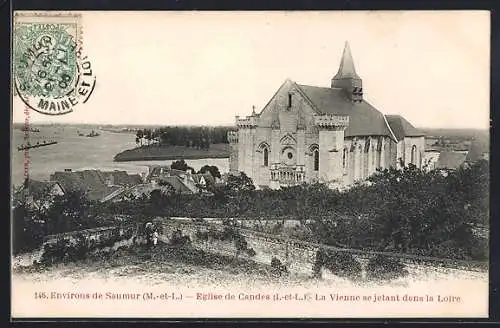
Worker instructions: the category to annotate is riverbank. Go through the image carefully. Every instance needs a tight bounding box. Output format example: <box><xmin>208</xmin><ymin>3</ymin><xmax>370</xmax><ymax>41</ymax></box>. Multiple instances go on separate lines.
<box><xmin>114</xmin><ymin>144</ymin><xmax>231</xmax><ymax>162</ymax></box>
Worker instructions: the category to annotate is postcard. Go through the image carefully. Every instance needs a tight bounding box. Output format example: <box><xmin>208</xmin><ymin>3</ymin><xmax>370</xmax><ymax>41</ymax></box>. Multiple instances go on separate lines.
<box><xmin>11</xmin><ymin>10</ymin><xmax>490</xmax><ymax>318</ymax></box>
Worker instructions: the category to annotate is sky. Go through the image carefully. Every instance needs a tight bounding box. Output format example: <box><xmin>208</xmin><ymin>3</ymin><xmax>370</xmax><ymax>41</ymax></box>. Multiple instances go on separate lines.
<box><xmin>12</xmin><ymin>11</ymin><xmax>490</xmax><ymax>129</ymax></box>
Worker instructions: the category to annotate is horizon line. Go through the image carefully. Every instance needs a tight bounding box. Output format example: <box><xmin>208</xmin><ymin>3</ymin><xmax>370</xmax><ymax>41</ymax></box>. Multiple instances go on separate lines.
<box><xmin>11</xmin><ymin>121</ymin><xmax>489</xmax><ymax>131</ymax></box>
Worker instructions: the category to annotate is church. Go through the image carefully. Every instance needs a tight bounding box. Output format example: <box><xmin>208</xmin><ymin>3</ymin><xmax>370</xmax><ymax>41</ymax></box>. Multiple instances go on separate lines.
<box><xmin>228</xmin><ymin>42</ymin><xmax>425</xmax><ymax>189</ymax></box>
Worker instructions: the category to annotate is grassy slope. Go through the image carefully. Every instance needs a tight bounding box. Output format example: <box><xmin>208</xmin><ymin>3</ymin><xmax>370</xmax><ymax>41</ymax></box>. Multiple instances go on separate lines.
<box><xmin>114</xmin><ymin>143</ymin><xmax>231</xmax><ymax>162</ymax></box>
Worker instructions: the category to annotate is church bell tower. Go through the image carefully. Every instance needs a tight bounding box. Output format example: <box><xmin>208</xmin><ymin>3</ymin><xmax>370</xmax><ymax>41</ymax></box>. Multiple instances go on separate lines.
<box><xmin>331</xmin><ymin>41</ymin><xmax>363</xmax><ymax>102</ymax></box>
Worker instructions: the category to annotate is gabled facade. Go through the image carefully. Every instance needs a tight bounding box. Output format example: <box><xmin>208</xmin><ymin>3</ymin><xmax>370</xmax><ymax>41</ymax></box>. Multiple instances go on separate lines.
<box><xmin>14</xmin><ymin>180</ymin><xmax>65</xmax><ymax>210</ymax></box>
<box><xmin>228</xmin><ymin>42</ymin><xmax>425</xmax><ymax>189</ymax></box>
<box><xmin>50</xmin><ymin>169</ymin><xmax>143</xmax><ymax>201</ymax></box>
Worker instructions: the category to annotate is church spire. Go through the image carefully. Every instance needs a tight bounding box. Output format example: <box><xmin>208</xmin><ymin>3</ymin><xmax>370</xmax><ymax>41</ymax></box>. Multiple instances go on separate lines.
<box><xmin>331</xmin><ymin>41</ymin><xmax>363</xmax><ymax>102</ymax></box>
<box><xmin>333</xmin><ymin>41</ymin><xmax>359</xmax><ymax>80</ymax></box>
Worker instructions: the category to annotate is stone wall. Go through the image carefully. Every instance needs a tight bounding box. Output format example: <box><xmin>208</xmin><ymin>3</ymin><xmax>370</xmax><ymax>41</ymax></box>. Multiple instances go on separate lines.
<box><xmin>16</xmin><ymin>225</ymin><xmax>137</xmax><ymax>267</ymax></box>
<box><xmin>156</xmin><ymin>218</ymin><xmax>488</xmax><ymax>276</ymax></box>
<box><xmin>43</xmin><ymin>225</ymin><xmax>135</xmax><ymax>246</ymax></box>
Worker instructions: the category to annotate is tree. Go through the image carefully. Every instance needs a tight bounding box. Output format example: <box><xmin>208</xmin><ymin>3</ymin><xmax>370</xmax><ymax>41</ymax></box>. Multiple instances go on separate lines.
<box><xmin>171</xmin><ymin>159</ymin><xmax>194</xmax><ymax>173</ymax></box>
<box><xmin>136</xmin><ymin>129</ymin><xmax>144</xmax><ymax>147</ymax></box>
<box><xmin>143</xmin><ymin>129</ymin><xmax>152</xmax><ymax>146</ymax></box>
<box><xmin>226</xmin><ymin>172</ymin><xmax>255</xmax><ymax>195</ymax></box>
<box><xmin>12</xmin><ymin>201</ymin><xmax>45</xmax><ymax>254</ymax></box>
<box><xmin>198</xmin><ymin>165</ymin><xmax>221</xmax><ymax>179</ymax></box>
<box><xmin>43</xmin><ymin>190</ymin><xmax>98</xmax><ymax>234</ymax></box>
<box><xmin>171</xmin><ymin>159</ymin><xmax>188</xmax><ymax>171</ymax></box>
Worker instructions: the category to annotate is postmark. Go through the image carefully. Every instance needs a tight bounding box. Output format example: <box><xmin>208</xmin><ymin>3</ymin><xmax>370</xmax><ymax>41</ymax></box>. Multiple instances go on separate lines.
<box><xmin>13</xmin><ymin>12</ymin><xmax>96</xmax><ymax>115</ymax></box>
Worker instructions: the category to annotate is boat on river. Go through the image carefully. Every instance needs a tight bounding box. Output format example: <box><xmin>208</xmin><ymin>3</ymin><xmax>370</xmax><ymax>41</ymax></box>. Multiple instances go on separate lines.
<box><xmin>17</xmin><ymin>140</ymin><xmax>58</xmax><ymax>151</ymax></box>
<box><xmin>86</xmin><ymin>130</ymin><xmax>100</xmax><ymax>137</ymax></box>
<box><xmin>20</xmin><ymin>127</ymin><xmax>40</xmax><ymax>132</ymax></box>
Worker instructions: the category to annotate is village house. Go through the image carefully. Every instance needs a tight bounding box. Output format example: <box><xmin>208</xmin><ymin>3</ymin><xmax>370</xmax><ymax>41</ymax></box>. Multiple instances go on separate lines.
<box><xmin>228</xmin><ymin>42</ymin><xmax>425</xmax><ymax>189</ymax></box>
<box><xmin>465</xmin><ymin>139</ymin><xmax>489</xmax><ymax>164</ymax></box>
<box><xmin>103</xmin><ymin>165</ymin><xmax>218</xmax><ymax>202</ymax></box>
<box><xmin>427</xmin><ymin>138</ymin><xmax>489</xmax><ymax>173</ymax></box>
<box><xmin>13</xmin><ymin>180</ymin><xmax>65</xmax><ymax>210</ymax></box>
<box><xmin>434</xmin><ymin>151</ymin><xmax>469</xmax><ymax>172</ymax></box>
<box><xmin>50</xmin><ymin>169</ymin><xmax>144</xmax><ymax>202</ymax></box>
<box><xmin>423</xmin><ymin>150</ymin><xmax>441</xmax><ymax>171</ymax></box>
<box><xmin>146</xmin><ymin>165</ymin><xmax>215</xmax><ymax>194</ymax></box>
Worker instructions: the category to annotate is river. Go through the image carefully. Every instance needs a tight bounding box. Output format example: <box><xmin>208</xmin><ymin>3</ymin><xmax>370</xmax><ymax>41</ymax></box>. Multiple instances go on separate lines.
<box><xmin>11</xmin><ymin>125</ymin><xmax>229</xmax><ymax>187</ymax></box>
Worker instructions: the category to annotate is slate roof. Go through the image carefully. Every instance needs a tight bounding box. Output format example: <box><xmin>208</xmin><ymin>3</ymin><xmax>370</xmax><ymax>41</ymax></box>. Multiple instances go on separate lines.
<box><xmin>128</xmin><ymin>174</ymin><xmax>143</xmax><ymax>184</ymax></box>
<box><xmin>296</xmin><ymin>84</ymin><xmax>395</xmax><ymax>139</ymax></box>
<box><xmin>87</xmin><ymin>185</ymin><xmax>122</xmax><ymax>202</ymax></box>
<box><xmin>101</xmin><ymin>170</ymin><xmax>143</xmax><ymax>186</ymax></box>
<box><xmin>76</xmin><ymin>170</ymin><xmax>107</xmax><ymax>192</ymax></box>
<box><xmin>385</xmin><ymin>115</ymin><xmax>424</xmax><ymax>140</ymax></box>
<box><xmin>192</xmin><ymin>173</ymin><xmax>216</xmax><ymax>188</ymax></box>
<box><xmin>159</xmin><ymin>176</ymin><xmax>194</xmax><ymax>194</ymax></box>
<box><xmin>332</xmin><ymin>41</ymin><xmax>360</xmax><ymax>80</ymax></box>
<box><xmin>50</xmin><ymin>172</ymin><xmax>86</xmax><ymax>193</ymax></box>
<box><xmin>466</xmin><ymin>139</ymin><xmax>489</xmax><ymax>162</ymax></box>
<box><xmin>435</xmin><ymin>151</ymin><xmax>467</xmax><ymax>170</ymax></box>
<box><xmin>50</xmin><ymin>170</ymin><xmax>133</xmax><ymax>201</ymax></box>
<box><xmin>147</xmin><ymin>166</ymin><xmax>187</xmax><ymax>181</ymax></box>
<box><xmin>18</xmin><ymin>180</ymin><xmax>63</xmax><ymax>200</ymax></box>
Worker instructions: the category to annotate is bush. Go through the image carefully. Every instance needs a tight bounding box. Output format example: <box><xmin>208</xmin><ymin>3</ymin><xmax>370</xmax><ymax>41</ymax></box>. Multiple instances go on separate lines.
<box><xmin>195</xmin><ymin>229</ymin><xmax>209</xmax><ymax>242</ymax></box>
<box><xmin>366</xmin><ymin>255</ymin><xmax>408</xmax><ymax>280</ymax></box>
<box><xmin>234</xmin><ymin>234</ymin><xmax>257</xmax><ymax>257</ymax></box>
<box><xmin>271</xmin><ymin>257</ymin><xmax>288</xmax><ymax>276</ymax></box>
<box><xmin>246</xmin><ymin>247</ymin><xmax>257</xmax><ymax>257</ymax></box>
<box><xmin>169</xmin><ymin>229</ymin><xmax>192</xmax><ymax>247</ymax></box>
<box><xmin>39</xmin><ymin>228</ymin><xmax>134</xmax><ymax>265</ymax></box>
<box><xmin>40</xmin><ymin>237</ymin><xmax>72</xmax><ymax>265</ymax></box>
<box><xmin>314</xmin><ymin>249</ymin><xmax>362</xmax><ymax>279</ymax></box>
<box><xmin>122</xmin><ymin>226</ymin><xmax>135</xmax><ymax>240</ymax></box>
<box><xmin>65</xmin><ymin>233</ymin><xmax>91</xmax><ymax>261</ymax></box>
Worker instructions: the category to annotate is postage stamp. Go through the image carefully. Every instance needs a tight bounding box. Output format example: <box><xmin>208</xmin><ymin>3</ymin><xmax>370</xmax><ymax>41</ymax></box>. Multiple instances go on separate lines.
<box><xmin>13</xmin><ymin>12</ymin><xmax>96</xmax><ymax>115</ymax></box>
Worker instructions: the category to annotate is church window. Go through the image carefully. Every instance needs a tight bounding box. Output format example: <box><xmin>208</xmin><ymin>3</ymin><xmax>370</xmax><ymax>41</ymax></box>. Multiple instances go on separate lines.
<box><xmin>288</xmin><ymin>93</ymin><xmax>292</xmax><ymax>108</ymax></box>
<box><xmin>342</xmin><ymin>148</ymin><xmax>348</xmax><ymax>169</ymax></box>
<box><xmin>371</xmin><ymin>145</ymin><xmax>376</xmax><ymax>167</ymax></box>
<box><xmin>287</xmin><ymin>152</ymin><xmax>293</xmax><ymax>160</ymax></box>
<box><xmin>411</xmin><ymin>145</ymin><xmax>417</xmax><ymax>165</ymax></box>
<box><xmin>263</xmin><ymin>147</ymin><xmax>269</xmax><ymax>167</ymax></box>
<box><xmin>313</xmin><ymin>149</ymin><xmax>319</xmax><ymax>171</ymax></box>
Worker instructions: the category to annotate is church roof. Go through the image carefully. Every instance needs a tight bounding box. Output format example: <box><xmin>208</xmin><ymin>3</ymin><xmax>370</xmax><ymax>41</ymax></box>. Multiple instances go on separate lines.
<box><xmin>296</xmin><ymin>84</ymin><xmax>396</xmax><ymax>138</ymax></box>
<box><xmin>333</xmin><ymin>41</ymin><xmax>360</xmax><ymax>80</ymax></box>
<box><xmin>385</xmin><ymin>115</ymin><xmax>424</xmax><ymax>140</ymax></box>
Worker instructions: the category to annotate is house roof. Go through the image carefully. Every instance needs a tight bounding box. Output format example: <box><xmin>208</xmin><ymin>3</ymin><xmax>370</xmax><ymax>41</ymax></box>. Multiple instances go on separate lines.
<box><xmin>76</xmin><ymin>170</ymin><xmax>107</xmax><ymax>191</ymax></box>
<box><xmin>466</xmin><ymin>138</ymin><xmax>489</xmax><ymax>162</ymax></box>
<box><xmin>50</xmin><ymin>172</ymin><xmax>86</xmax><ymax>193</ymax></box>
<box><xmin>436</xmin><ymin>151</ymin><xmax>467</xmax><ymax>170</ymax></box>
<box><xmin>87</xmin><ymin>185</ymin><xmax>122</xmax><ymax>201</ymax></box>
<box><xmin>385</xmin><ymin>115</ymin><xmax>424</xmax><ymax>140</ymax></box>
<box><xmin>50</xmin><ymin>170</ymin><xmax>124</xmax><ymax>201</ymax></box>
<box><xmin>19</xmin><ymin>180</ymin><xmax>63</xmax><ymax>200</ymax></box>
<box><xmin>128</xmin><ymin>174</ymin><xmax>143</xmax><ymax>184</ymax></box>
<box><xmin>101</xmin><ymin>170</ymin><xmax>143</xmax><ymax>186</ymax></box>
<box><xmin>296</xmin><ymin>84</ymin><xmax>396</xmax><ymax>139</ymax></box>
<box><xmin>192</xmin><ymin>173</ymin><xmax>215</xmax><ymax>186</ymax></box>
<box><xmin>147</xmin><ymin>166</ymin><xmax>186</xmax><ymax>180</ymax></box>
<box><xmin>159</xmin><ymin>176</ymin><xmax>194</xmax><ymax>194</ymax></box>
